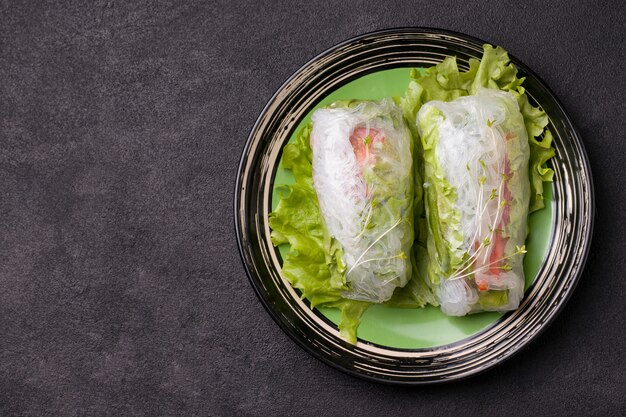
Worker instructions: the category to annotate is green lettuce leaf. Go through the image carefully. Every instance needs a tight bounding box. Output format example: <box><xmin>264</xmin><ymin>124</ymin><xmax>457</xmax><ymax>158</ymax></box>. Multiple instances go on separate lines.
<box><xmin>415</xmin><ymin>104</ymin><xmax>462</xmax><ymax>285</ymax></box>
<box><xmin>269</xmin><ymin>126</ymin><xmax>347</xmax><ymax>306</ymax></box>
<box><xmin>401</xmin><ymin>44</ymin><xmax>555</xmax><ymax>213</ymax></box>
<box><xmin>386</xmin><ymin>244</ymin><xmax>439</xmax><ymax>308</ymax></box>
<box><xmin>269</xmin><ymin>125</ymin><xmax>370</xmax><ymax>341</ymax></box>
<box><xmin>327</xmin><ymin>299</ymin><xmax>370</xmax><ymax>344</ymax></box>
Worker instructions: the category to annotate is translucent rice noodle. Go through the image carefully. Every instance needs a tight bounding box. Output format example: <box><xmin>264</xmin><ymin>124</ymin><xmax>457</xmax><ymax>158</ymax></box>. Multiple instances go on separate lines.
<box><xmin>311</xmin><ymin>100</ymin><xmax>414</xmax><ymax>303</ymax></box>
<box><xmin>417</xmin><ymin>89</ymin><xmax>531</xmax><ymax>315</ymax></box>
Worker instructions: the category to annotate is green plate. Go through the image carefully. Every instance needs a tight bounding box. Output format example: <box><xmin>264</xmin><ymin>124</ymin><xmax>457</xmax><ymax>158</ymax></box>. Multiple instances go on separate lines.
<box><xmin>271</xmin><ymin>68</ymin><xmax>553</xmax><ymax>349</ymax></box>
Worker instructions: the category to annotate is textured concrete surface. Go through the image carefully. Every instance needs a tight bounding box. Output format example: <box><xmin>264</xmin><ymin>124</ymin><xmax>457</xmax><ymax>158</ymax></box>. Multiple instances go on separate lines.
<box><xmin>1</xmin><ymin>0</ymin><xmax>625</xmax><ymax>416</ymax></box>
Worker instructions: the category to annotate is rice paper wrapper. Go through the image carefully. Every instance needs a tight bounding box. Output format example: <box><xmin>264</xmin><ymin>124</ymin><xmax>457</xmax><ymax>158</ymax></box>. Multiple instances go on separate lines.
<box><xmin>311</xmin><ymin>99</ymin><xmax>414</xmax><ymax>303</ymax></box>
<box><xmin>417</xmin><ymin>89</ymin><xmax>531</xmax><ymax>315</ymax></box>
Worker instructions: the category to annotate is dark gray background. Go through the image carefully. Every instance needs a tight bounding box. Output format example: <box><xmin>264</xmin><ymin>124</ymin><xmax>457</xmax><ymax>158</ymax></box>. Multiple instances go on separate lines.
<box><xmin>1</xmin><ymin>0</ymin><xmax>625</xmax><ymax>416</ymax></box>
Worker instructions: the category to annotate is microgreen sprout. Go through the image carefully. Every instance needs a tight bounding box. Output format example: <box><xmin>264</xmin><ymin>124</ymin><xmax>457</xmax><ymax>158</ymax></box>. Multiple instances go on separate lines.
<box><xmin>347</xmin><ymin>218</ymin><xmax>403</xmax><ymax>276</ymax></box>
<box><xmin>354</xmin><ymin>198</ymin><xmax>378</xmax><ymax>241</ymax></box>
<box><xmin>350</xmin><ymin>251</ymin><xmax>407</xmax><ymax>270</ymax></box>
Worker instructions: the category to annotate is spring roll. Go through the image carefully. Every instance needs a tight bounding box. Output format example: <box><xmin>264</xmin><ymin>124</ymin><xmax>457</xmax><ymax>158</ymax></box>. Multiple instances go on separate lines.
<box><xmin>417</xmin><ymin>89</ymin><xmax>531</xmax><ymax>315</ymax></box>
<box><xmin>310</xmin><ymin>99</ymin><xmax>414</xmax><ymax>303</ymax></box>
